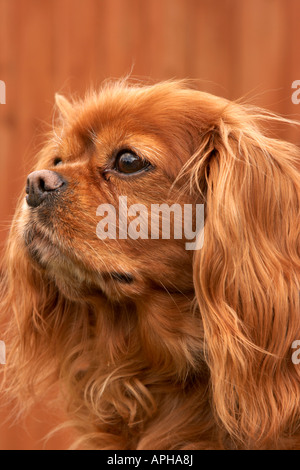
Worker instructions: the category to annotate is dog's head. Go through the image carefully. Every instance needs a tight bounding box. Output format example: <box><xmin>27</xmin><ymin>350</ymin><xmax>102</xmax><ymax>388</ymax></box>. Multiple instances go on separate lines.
<box><xmin>2</xmin><ymin>80</ymin><xmax>300</xmax><ymax>449</ymax></box>
<box><xmin>21</xmin><ymin>81</ymin><xmax>209</xmax><ymax>301</ymax></box>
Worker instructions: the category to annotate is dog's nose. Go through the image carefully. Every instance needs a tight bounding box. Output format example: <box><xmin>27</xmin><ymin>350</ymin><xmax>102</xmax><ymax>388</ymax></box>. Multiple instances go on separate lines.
<box><xmin>26</xmin><ymin>170</ymin><xmax>66</xmax><ymax>208</ymax></box>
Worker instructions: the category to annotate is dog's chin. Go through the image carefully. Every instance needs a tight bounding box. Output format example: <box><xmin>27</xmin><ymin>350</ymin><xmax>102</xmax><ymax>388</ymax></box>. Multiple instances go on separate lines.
<box><xmin>47</xmin><ymin>267</ymin><xmax>106</xmax><ymax>302</ymax></box>
<box><xmin>24</xmin><ymin>225</ymin><xmax>59</xmax><ymax>266</ymax></box>
<box><xmin>22</xmin><ymin>224</ymin><xmax>143</xmax><ymax>302</ymax></box>
<box><xmin>22</xmin><ymin>225</ymin><xmax>103</xmax><ymax>299</ymax></box>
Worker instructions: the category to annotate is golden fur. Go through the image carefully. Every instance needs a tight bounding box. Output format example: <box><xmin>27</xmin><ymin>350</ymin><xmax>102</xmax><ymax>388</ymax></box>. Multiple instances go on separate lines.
<box><xmin>1</xmin><ymin>80</ymin><xmax>300</xmax><ymax>449</ymax></box>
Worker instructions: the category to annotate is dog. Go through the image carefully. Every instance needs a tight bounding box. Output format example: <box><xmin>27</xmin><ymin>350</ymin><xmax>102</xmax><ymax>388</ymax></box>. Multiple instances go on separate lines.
<box><xmin>1</xmin><ymin>79</ymin><xmax>300</xmax><ymax>449</ymax></box>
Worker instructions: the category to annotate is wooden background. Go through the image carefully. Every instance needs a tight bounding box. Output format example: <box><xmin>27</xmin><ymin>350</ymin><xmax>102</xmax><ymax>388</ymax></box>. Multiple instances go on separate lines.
<box><xmin>0</xmin><ymin>0</ymin><xmax>300</xmax><ymax>450</ymax></box>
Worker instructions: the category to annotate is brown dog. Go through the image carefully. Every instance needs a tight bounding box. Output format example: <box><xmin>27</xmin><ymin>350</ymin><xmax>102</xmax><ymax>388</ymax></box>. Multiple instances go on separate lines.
<box><xmin>1</xmin><ymin>80</ymin><xmax>300</xmax><ymax>449</ymax></box>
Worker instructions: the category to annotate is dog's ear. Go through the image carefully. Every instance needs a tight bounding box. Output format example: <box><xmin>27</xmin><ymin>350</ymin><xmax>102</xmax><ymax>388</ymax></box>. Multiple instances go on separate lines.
<box><xmin>55</xmin><ymin>93</ymin><xmax>73</xmax><ymax>120</ymax></box>
<box><xmin>1</xmin><ymin>210</ymin><xmax>91</xmax><ymax>410</ymax></box>
<box><xmin>190</xmin><ymin>102</ymin><xmax>300</xmax><ymax>448</ymax></box>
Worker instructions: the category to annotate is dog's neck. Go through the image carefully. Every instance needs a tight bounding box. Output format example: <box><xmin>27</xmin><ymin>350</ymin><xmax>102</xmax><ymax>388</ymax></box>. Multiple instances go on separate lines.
<box><xmin>69</xmin><ymin>289</ymin><xmax>213</xmax><ymax>449</ymax></box>
<box><xmin>83</xmin><ymin>288</ymin><xmax>206</xmax><ymax>383</ymax></box>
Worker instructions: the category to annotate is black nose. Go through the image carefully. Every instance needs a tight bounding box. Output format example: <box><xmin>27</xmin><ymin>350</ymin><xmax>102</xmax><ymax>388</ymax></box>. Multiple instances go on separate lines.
<box><xmin>26</xmin><ymin>170</ymin><xmax>66</xmax><ymax>208</ymax></box>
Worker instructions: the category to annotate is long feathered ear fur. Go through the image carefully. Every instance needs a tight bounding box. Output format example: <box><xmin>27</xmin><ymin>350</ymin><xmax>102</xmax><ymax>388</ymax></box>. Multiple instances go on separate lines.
<box><xmin>190</xmin><ymin>102</ymin><xmax>300</xmax><ymax>448</ymax></box>
<box><xmin>0</xmin><ymin>203</ymin><xmax>93</xmax><ymax>418</ymax></box>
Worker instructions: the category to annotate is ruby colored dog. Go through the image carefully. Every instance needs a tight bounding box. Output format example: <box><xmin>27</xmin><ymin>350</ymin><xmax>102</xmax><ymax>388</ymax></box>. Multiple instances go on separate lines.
<box><xmin>1</xmin><ymin>80</ymin><xmax>300</xmax><ymax>449</ymax></box>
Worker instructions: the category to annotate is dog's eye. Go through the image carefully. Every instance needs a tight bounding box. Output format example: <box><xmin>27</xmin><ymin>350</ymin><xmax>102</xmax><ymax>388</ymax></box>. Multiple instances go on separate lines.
<box><xmin>115</xmin><ymin>151</ymin><xmax>150</xmax><ymax>174</ymax></box>
<box><xmin>53</xmin><ymin>158</ymin><xmax>63</xmax><ymax>167</ymax></box>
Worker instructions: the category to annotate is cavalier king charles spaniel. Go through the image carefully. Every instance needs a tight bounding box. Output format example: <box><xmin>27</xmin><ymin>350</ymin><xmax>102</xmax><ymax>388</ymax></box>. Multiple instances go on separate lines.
<box><xmin>1</xmin><ymin>80</ymin><xmax>300</xmax><ymax>450</ymax></box>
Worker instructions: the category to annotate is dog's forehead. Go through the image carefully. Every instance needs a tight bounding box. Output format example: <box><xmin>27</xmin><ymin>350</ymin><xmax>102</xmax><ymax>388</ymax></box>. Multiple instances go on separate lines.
<box><xmin>52</xmin><ymin>88</ymin><xmax>174</xmax><ymax>166</ymax></box>
<box><xmin>70</xmin><ymin>85</ymin><xmax>175</xmax><ymax>134</ymax></box>
<box><xmin>56</xmin><ymin>82</ymin><xmax>228</xmax><ymax>162</ymax></box>
<box><xmin>58</xmin><ymin>85</ymin><xmax>192</xmax><ymax>157</ymax></box>
<box><xmin>64</xmin><ymin>83</ymin><xmax>228</xmax><ymax>145</ymax></box>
